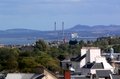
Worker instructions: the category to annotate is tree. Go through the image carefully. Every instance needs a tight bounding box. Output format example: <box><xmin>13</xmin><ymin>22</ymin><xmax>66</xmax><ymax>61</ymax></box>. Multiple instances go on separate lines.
<box><xmin>79</xmin><ymin>40</ymin><xmax>85</xmax><ymax>46</ymax></box>
<box><xmin>69</xmin><ymin>39</ymin><xmax>78</xmax><ymax>45</ymax></box>
<box><xmin>36</xmin><ymin>53</ymin><xmax>60</xmax><ymax>72</ymax></box>
<box><xmin>19</xmin><ymin>57</ymin><xmax>38</xmax><ymax>72</ymax></box>
<box><xmin>113</xmin><ymin>45</ymin><xmax>120</xmax><ymax>53</ymax></box>
<box><xmin>35</xmin><ymin>39</ymin><xmax>48</xmax><ymax>51</ymax></box>
<box><xmin>0</xmin><ymin>48</ymin><xmax>19</xmax><ymax>70</ymax></box>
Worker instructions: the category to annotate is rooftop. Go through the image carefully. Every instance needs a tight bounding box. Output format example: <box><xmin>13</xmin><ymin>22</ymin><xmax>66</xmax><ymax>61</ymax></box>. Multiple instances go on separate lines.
<box><xmin>111</xmin><ymin>74</ymin><xmax>120</xmax><ymax>79</ymax></box>
<box><xmin>82</xmin><ymin>47</ymin><xmax>100</xmax><ymax>49</ymax></box>
<box><xmin>71</xmin><ymin>54</ymin><xmax>86</xmax><ymax>62</ymax></box>
<box><xmin>96</xmin><ymin>70</ymin><xmax>112</xmax><ymax>78</ymax></box>
<box><xmin>5</xmin><ymin>73</ymin><xmax>44</xmax><ymax>79</ymax></box>
<box><xmin>82</xmin><ymin>62</ymin><xmax>104</xmax><ymax>69</ymax></box>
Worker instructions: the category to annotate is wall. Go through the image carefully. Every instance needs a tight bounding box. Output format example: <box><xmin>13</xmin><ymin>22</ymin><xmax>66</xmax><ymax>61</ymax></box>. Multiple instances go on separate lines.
<box><xmin>80</xmin><ymin>48</ymin><xmax>88</xmax><ymax>68</ymax></box>
<box><xmin>80</xmin><ymin>47</ymin><xmax>101</xmax><ymax>67</ymax></box>
<box><xmin>42</xmin><ymin>70</ymin><xmax>58</xmax><ymax>79</ymax></box>
<box><xmin>87</xmin><ymin>49</ymin><xmax>101</xmax><ymax>63</ymax></box>
<box><xmin>72</xmin><ymin>61</ymin><xmax>80</xmax><ymax>72</ymax></box>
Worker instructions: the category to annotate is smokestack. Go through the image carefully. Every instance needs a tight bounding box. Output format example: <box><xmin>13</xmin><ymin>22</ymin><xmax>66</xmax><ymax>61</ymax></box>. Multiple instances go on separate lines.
<box><xmin>64</xmin><ymin>70</ymin><xmax>71</xmax><ymax>79</ymax></box>
<box><xmin>62</xmin><ymin>22</ymin><xmax>66</xmax><ymax>43</ymax></box>
<box><xmin>54</xmin><ymin>22</ymin><xmax>56</xmax><ymax>32</ymax></box>
<box><xmin>62</xmin><ymin>22</ymin><xmax>64</xmax><ymax>39</ymax></box>
<box><xmin>54</xmin><ymin>22</ymin><xmax>58</xmax><ymax>41</ymax></box>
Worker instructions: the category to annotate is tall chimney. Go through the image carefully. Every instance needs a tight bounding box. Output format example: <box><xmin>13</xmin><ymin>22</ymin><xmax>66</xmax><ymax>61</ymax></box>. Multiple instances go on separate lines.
<box><xmin>54</xmin><ymin>22</ymin><xmax>56</xmax><ymax>32</ymax></box>
<box><xmin>62</xmin><ymin>22</ymin><xmax>66</xmax><ymax>43</ymax></box>
<box><xmin>62</xmin><ymin>22</ymin><xmax>64</xmax><ymax>39</ymax></box>
<box><xmin>64</xmin><ymin>70</ymin><xmax>71</xmax><ymax>79</ymax></box>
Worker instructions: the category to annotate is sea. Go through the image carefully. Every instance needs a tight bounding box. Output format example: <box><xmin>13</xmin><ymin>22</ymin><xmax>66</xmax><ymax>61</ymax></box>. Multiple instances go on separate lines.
<box><xmin>0</xmin><ymin>38</ymin><xmax>36</xmax><ymax>45</ymax></box>
<box><xmin>0</xmin><ymin>37</ymin><xmax>97</xmax><ymax>45</ymax></box>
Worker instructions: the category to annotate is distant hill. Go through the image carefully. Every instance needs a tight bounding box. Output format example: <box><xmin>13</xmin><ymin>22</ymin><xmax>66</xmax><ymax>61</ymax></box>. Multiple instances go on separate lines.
<box><xmin>67</xmin><ymin>25</ymin><xmax>120</xmax><ymax>37</ymax></box>
<box><xmin>67</xmin><ymin>24</ymin><xmax>91</xmax><ymax>31</ymax></box>
<box><xmin>0</xmin><ymin>25</ymin><xmax>120</xmax><ymax>40</ymax></box>
<box><xmin>68</xmin><ymin>24</ymin><xmax>120</xmax><ymax>32</ymax></box>
<box><xmin>6</xmin><ymin>29</ymin><xmax>39</xmax><ymax>33</ymax></box>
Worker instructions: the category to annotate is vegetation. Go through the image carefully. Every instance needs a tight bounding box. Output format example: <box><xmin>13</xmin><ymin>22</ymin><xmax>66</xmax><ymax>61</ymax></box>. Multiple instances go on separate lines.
<box><xmin>77</xmin><ymin>36</ymin><xmax>120</xmax><ymax>53</ymax></box>
<box><xmin>0</xmin><ymin>36</ymin><xmax>120</xmax><ymax>73</ymax></box>
<box><xmin>0</xmin><ymin>40</ymin><xmax>61</xmax><ymax>73</ymax></box>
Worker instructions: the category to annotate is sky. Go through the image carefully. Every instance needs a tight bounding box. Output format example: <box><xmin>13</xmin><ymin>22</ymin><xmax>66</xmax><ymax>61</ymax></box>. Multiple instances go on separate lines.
<box><xmin>0</xmin><ymin>0</ymin><xmax>120</xmax><ymax>31</ymax></box>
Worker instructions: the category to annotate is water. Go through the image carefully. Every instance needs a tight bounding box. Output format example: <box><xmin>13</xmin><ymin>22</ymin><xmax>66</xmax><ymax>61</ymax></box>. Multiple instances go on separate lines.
<box><xmin>0</xmin><ymin>38</ymin><xmax>37</xmax><ymax>45</ymax></box>
<box><xmin>0</xmin><ymin>37</ymin><xmax>97</xmax><ymax>45</ymax></box>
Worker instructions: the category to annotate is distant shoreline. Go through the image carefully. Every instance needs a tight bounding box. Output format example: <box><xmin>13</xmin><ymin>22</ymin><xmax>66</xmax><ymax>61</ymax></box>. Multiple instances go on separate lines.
<box><xmin>0</xmin><ymin>37</ymin><xmax>97</xmax><ymax>45</ymax></box>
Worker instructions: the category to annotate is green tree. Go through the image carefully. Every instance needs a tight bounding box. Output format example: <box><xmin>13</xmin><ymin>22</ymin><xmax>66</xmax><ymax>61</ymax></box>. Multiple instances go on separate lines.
<box><xmin>36</xmin><ymin>53</ymin><xmax>60</xmax><ymax>72</ymax></box>
<box><xmin>35</xmin><ymin>39</ymin><xmax>48</xmax><ymax>51</ymax></box>
<box><xmin>79</xmin><ymin>40</ymin><xmax>85</xmax><ymax>46</ymax></box>
<box><xmin>0</xmin><ymin>48</ymin><xmax>19</xmax><ymax>70</ymax></box>
<box><xmin>113</xmin><ymin>45</ymin><xmax>120</xmax><ymax>53</ymax></box>
<box><xmin>19</xmin><ymin>57</ymin><xmax>38</xmax><ymax>72</ymax></box>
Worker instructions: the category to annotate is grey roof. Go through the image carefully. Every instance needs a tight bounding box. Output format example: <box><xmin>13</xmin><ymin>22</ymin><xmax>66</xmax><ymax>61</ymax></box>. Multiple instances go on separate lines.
<box><xmin>82</xmin><ymin>62</ymin><xmax>104</xmax><ymax>69</ymax></box>
<box><xmin>31</xmin><ymin>74</ymin><xmax>44</xmax><ymax>79</ymax></box>
<box><xmin>71</xmin><ymin>77</ymin><xmax>90</xmax><ymax>79</ymax></box>
<box><xmin>91</xmin><ymin>63</ymin><xmax>104</xmax><ymax>69</ymax></box>
<box><xmin>71</xmin><ymin>54</ymin><xmax>86</xmax><ymax>62</ymax></box>
<box><xmin>96</xmin><ymin>70</ymin><xmax>112</xmax><ymax>78</ymax></box>
<box><xmin>111</xmin><ymin>74</ymin><xmax>120</xmax><ymax>79</ymax></box>
<box><xmin>58</xmin><ymin>76</ymin><xmax>90</xmax><ymax>79</ymax></box>
<box><xmin>5</xmin><ymin>73</ymin><xmax>44</xmax><ymax>79</ymax></box>
<box><xmin>82</xmin><ymin>63</ymin><xmax>94</xmax><ymax>68</ymax></box>
<box><xmin>61</xmin><ymin>59</ymin><xmax>71</xmax><ymax>63</ymax></box>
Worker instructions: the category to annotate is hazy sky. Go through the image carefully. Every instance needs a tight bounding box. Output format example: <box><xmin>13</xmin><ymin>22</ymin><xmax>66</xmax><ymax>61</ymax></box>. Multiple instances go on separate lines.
<box><xmin>0</xmin><ymin>0</ymin><xmax>120</xmax><ymax>30</ymax></box>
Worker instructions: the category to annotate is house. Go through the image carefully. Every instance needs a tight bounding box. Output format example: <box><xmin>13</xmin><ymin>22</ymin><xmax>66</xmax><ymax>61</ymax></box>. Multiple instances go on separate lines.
<box><xmin>58</xmin><ymin>70</ymin><xmax>90</xmax><ymax>79</ymax></box>
<box><xmin>60</xmin><ymin>59</ymin><xmax>71</xmax><ymax>70</ymax></box>
<box><xmin>80</xmin><ymin>47</ymin><xmax>102</xmax><ymax>68</ymax></box>
<box><xmin>1</xmin><ymin>69</ymin><xmax>59</xmax><ymax>79</ymax></box>
<box><xmin>59</xmin><ymin>47</ymin><xmax>120</xmax><ymax>79</ymax></box>
<box><xmin>80</xmin><ymin>47</ymin><xmax>114</xmax><ymax>75</ymax></box>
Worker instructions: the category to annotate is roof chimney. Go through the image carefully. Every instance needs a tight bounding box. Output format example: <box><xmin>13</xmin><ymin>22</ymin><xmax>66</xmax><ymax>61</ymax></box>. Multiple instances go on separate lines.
<box><xmin>64</xmin><ymin>70</ymin><xmax>71</xmax><ymax>79</ymax></box>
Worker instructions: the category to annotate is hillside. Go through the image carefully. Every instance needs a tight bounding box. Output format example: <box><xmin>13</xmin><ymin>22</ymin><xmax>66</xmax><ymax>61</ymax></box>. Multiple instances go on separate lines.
<box><xmin>0</xmin><ymin>25</ymin><xmax>120</xmax><ymax>40</ymax></box>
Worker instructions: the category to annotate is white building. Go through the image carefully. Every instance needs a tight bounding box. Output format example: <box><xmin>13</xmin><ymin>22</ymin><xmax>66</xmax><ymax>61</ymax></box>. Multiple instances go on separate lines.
<box><xmin>80</xmin><ymin>47</ymin><xmax>101</xmax><ymax>68</ymax></box>
<box><xmin>80</xmin><ymin>47</ymin><xmax>114</xmax><ymax>75</ymax></box>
